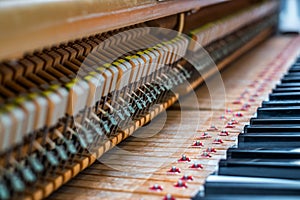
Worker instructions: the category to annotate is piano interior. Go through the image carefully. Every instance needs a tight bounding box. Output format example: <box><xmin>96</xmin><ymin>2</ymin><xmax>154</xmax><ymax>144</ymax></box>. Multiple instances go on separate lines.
<box><xmin>0</xmin><ymin>0</ymin><xmax>299</xmax><ymax>199</ymax></box>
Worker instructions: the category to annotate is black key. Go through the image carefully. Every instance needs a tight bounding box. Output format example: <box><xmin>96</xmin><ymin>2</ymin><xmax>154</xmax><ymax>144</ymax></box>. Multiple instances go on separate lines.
<box><xmin>193</xmin><ymin>175</ymin><xmax>300</xmax><ymax>200</ymax></box>
<box><xmin>218</xmin><ymin>158</ymin><xmax>300</xmax><ymax>179</ymax></box>
<box><xmin>238</xmin><ymin>133</ymin><xmax>300</xmax><ymax>148</ymax></box>
<box><xmin>269</xmin><ymin>92</ymin><xmax>300</xmax><ymax>100</ymax></box>
<box><xmin>276</xmin><ymin>83</ymin><xmax>300</xmax><ymax>88</ymax></box>
<box><xmin>273</xmin><ymin>87</ymin><xmax>300</xmax><ymax>93</ymax></box>
<box><xmin>289</xmin><ymin>68</ymin><xmax>300</xmax><ymax>73</ymax></box>
<box><xmin>281</xmin><ymin>77</ymin><xmax>300</xmax><ymax>83</ymax></box>
<box><xmin>227</xmin><ymin>147</ymin><xmax>300</xmax><ymax>159</ymax></box>
<box><xmin>262</xmin><ymin>100</ymin><xmax>300</xmax><ymax>108</ymax></box>
<box><xmin>250</xmin><ymin>118</ymin><xmax>300</xmax><ymax>125</ymax></box>
<box><xmin>244</xmin><ymin>125</ymin><xmax>300</xmax><ymax>133</ymax></box>
<box><xmin>284</xmin><ymin>74</ymin><xmax>300</xmax><ymax>78</ymax></box>
<box><xmin>257</xmin><ymin>107</ymin><xmax>300</xmax><ymax>118</ymax></box>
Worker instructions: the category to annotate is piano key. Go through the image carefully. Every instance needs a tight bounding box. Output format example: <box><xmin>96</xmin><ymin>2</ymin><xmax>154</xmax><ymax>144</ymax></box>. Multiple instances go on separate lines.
<box><xmin>269</xmin><ymin>92</ymin><xmax>300</xmax><ymax>100</ymax></box>
<box><xmin>276</xmin><ymin>82</ymin><xmax>300</xmax><ymax>88</ymax></box>
<box><xmin>201</xmin><ymin>175</ymin><xmax>300</xmax><ymax>197</ymax></box>
<box><xmin>226</xmin><ymin>147</ymin><xmax>300</xmax><ymax>159</ymax></box>
<box><xmin>218</xmin><ymin>158</ymin><xmax>300</xmax><ymax>179</ymax></box>
<box><xmin>257</xmin><ymin>106</ymin><xmax>300</xmax><ymax>118</ymax></box>
<box><xmin>238</xmin><ymin>133</ymin><xmax>300</xmax><ymax>148</ymax></box>
<box><xmin>244</xmin><ymin>125</ymin><xmax>300</xmax><ymax>133</ymax></box>
<box><xmin>289</xmin><ymin>66</ymin><xmax>300</xmax><ymax>73</ymax></box>
<box><xmin>284</xmin><ymin>73</ymin><xmax>300</xmax><ymax>78</ymax></box>
<box><xmin>273</xmin><ymin>87</ymin><xmax>300</xmax><ymax>93</ymax></box>
<box><xmin>262</xmin><ymin>100</ymin><xmax>300</xmax><ymax>107</ymax></box>
<box><xmin>250</xmin><ymin>118</ymin><xmax>300</xmax><ymax>125</ymax></box>
<box><xmin>281</xmin><ymin>77</ymin><xmax>300</xmax><ymax>83</ymax></box>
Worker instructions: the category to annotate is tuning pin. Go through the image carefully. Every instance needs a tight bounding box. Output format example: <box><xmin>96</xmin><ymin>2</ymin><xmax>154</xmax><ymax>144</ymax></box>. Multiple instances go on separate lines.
<box><xmin>213</xmin><ymin>138</ymin><xmax>223</xmax><ymax>144</ymax></box>
<box><xmin>163</xmin><ymin>194</ymin><xmax>176</xmax><ymax>200</ymax></box>
<box><xmin>235</xmin><ymin>112</ymin><xmax>243</xmax><ymax>117</ymax></box>
<box><xmin>207</xmin><ymin>125</ymin><xmax>218</xmax><ymax>131</ymax></box>
<box><xmin>220</xmin><ymin>115</ymin><xmax>227</xmax><ymax>120</ymax></box>
<box><xmin>243</xmin><ymin>103</ymin><xmax>251</xmax><ymax>108</ymax></box>
<box><xmin>231</xmin><ymin>118</ymin><xmax>239</xmax><ymax>124</ymax></box>
<box><xmin>240</xmin><ymin>105</ymin><xmax>248</xmax><ymax>111</ymax></box>
<box><xmin>150</xmin><ymin>184</ymin><xmax>163</xmax><ymax>191</ymax></box>
<box><xmin>174</xmin><ymin>180</ymin><xmax>187</xmax><ymax>188</ymax></box>
<box><xmin>225</xmin><ymin>122</ymin><xmax>235</xmax><ymax>128</ymax></box>
<box><xmin>257</xmin><ymin>87</ymin><xmax>264</xmax><ymax>92</ymax></box>
<box><xmin>189</xmin><ymin>163</ymin><xmax>203</xmax><ymax>169</ymax></box>
<box><xmin>192</xmin><ymin>140</ymin><xmax>203</xmax><ymax>147</ymax></box>
<box><xmin>232</xmin><ymin>99</ymin><xmax>242</xmax><ymax>104</ymax></box>
<box><xmin>205</xmin><ymin>147</ymin><xmax>217</xmax><ymax>153</ymax></box>
<box><xmin>200</xmin><ymin>132</ymin><xmax>211</xmax><ymax>139</ymax></box>
<box><xmin>219</xmin><ymin>130</ymin><xmax>229</xmax><ymax>136</ymax></box>
<box><xmin>181</xmin><ymin>174</ymin><xmax>193</xmax><ymax>181</ymax></box>
<box><xmin>201</xmin><ymin>152</ymin><xmax>211</xmax><ymax>158</ymax></box>
<box><xmin>249</xmin><ymin>97</ymin><xmax>256</xmax><ymax>102</ymax></box>
<box><xmin>226</xmin><ymin>108</ymin><xmax>232</xmax><ymax>113</ymax></box>
<box><xmin>168</xmin><ymin>166</ymin><xmax>181</xmax><ymax>173</ymax></box>
<box><xmin>178</xmin><ymin>154</ymin><xmax>191</xmax><ymax>162</ymax></box>
<box><xmin>243</xmin><ymin>89</ymin><xmax>249</xmax><ymax>94</ymax></box>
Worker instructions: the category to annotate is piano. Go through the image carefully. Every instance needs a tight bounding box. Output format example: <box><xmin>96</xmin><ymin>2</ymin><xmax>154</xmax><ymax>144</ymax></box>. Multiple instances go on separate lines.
<box><xmin>0</xmin><ymin>0</ymin><xmax>299</xmax><ymax>199</ymax></box>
